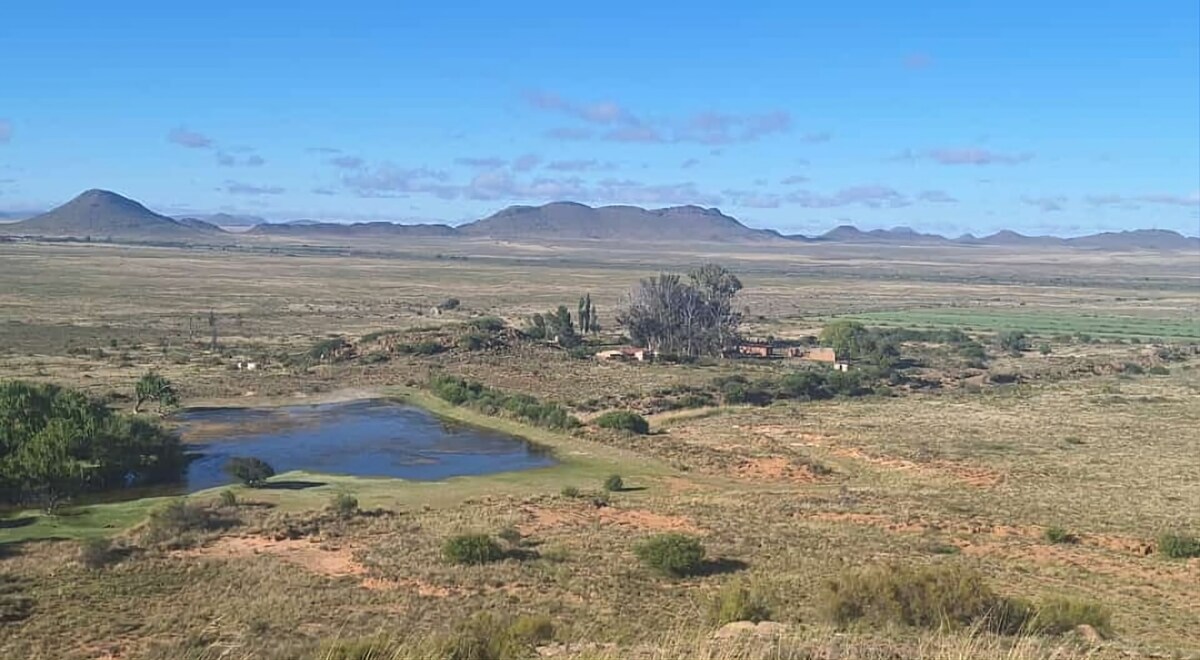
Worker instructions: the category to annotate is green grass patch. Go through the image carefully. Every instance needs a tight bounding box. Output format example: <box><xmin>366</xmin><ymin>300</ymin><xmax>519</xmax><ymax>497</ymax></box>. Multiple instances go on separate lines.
<box><xmin>834</xmin><ymin>309</ymin><xmax>1200</xmax><ymax>341</ymax></box>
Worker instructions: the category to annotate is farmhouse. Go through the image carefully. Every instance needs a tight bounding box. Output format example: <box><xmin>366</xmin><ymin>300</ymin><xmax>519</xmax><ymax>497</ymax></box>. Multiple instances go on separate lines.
<box><xmin>736</xmin><ymin>341</ymin><xmax>774</xmax><ymax>358</ymax></box>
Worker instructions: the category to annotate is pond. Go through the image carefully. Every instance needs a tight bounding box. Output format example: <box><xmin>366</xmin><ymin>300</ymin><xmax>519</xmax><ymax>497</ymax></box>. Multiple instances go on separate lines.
<box><xmin>175</xmin><ymin>399</ymin><xmax>557</xmax><ymax>492</ymax></box>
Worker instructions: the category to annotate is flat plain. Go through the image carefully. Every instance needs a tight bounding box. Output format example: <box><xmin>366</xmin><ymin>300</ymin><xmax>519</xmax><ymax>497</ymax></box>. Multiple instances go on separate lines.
<box><xmin>1</xmin><ymin>237</ymin><xmax>1198</xmax><ymax>659</ymax></box>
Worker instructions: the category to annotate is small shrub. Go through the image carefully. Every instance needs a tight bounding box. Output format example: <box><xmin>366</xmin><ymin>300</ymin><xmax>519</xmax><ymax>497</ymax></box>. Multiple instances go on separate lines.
<box><xmin>635</xmin><ymin>533</ymin><xmax>706</xmax><ymax>577</ymax></box>
<box><xmin>468</xmin><ymin>316</ymin><xmax>506</xmax><ymax>333</ymax></box>
<box><xmin>330</xmin><ymin>493</ymin><xmax>359</xmax><ymax>518</ymax></box>
<box><xmin>1044</xmin><ymin>526</ymin><xmax>1079</xmax><ymax>545</ymax></box>
<box><xmin>437</xmin><ymin>297</ymin><xmax>461</xmax><ymax>311</ymax></box>
<box><xmin>1121</xmin><ymin>362</ymin><xmax>1145</xmax><ymax>375</ymax></box>
<box><xmin>706</xmin><ymin>579</ymin><xmax>773</xmax><ymax>625</ymax></box>
<box><xmin>225</xmin><ymin>456</ymin><xmax>275</xmax><ymax>487</ymax></box>
<box><xmin>595</xmin><ymin>410</ymin><xmax>650</xmax><ymax>435</ymax></box>
<box><xmin>818</xmin><ymin>563</ymin><xmax>1032</xmax><ymax>633</ymax></box>
<box><xmin>996</xmin><ymin>330</ymin><xmax>1030</xmax><ymax>356</ymax></box>
<box><xmin>603</xmin><ymin>474</ymin><xmax>624</xmax><ymax>492</ymax></box>
<box><xmin>77</xmin><ymin>538</ymin><xmax>118</xmax><ymax>569</ymax></box>
<box><xmin>560</xmin><ymin>485</ymin><xmax>581</xmax><ymax>498</ymax></box>
<box><xmin>442</xmin><ymin>534</ymin><xmax>505</xmax><ymax>565</ymax></box>
<box><xmin>1037</xmin><ymin>343</ymin><xmax>1052</xmax><ymax>355</ymax></box>
<box><xmin>1147</xmin><ymin>365</ymin><xmax>1170</xmax><ymax>375</ymax></box>
<box><xmin>217</xmin><ymin>489</ymin><xmax>238</xmax><ymax>508</ymax></box>
<box><xmin>141</xmin><ymin>500</ymin><xmax>221</xmax><ymax>548</ymax></box>
<box><xmin>1030</xmin><ymin>597</ymin><xmax>1112</xmax><ymax>636</ymax></box>
<box><xmin>1157</xmin><ymin>531</ymin><xmax>1200</xmax><ymax>559</ymax></box>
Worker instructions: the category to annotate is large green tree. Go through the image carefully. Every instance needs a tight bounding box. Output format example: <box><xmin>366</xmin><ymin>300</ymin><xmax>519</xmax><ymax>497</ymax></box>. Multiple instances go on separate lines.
<box><xmin>617</xmin><ymin>264</ymin><xmax>743</xmax><ymax>358</ymax></box>
<box><xmin>0</xmin><ymin>381</ymin><xmax>184</xmax><ymax>508</ymax></box>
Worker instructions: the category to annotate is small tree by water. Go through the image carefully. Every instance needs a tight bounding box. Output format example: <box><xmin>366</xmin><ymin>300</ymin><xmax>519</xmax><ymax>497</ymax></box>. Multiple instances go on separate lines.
<box><xmin>225</xmin><ymin>457</ymin><xmax>275</xmax><ymax>487</ymax></box>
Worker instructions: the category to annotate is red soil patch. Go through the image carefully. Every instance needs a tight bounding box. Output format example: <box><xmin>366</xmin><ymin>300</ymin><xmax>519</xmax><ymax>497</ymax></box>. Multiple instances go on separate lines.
<box><xmin>806</xmin><ymin>513</ymin><xmax>1158</xmax><ymax>559</ymax></box>
<box><xmin>754</xmin><ymin>426</ymin><xmax>1004</xmax><ymax>487</ymax></box>
<box><xmin>733</xmin><ymin>456</ymin><xmax>824</xmax><ymax>482</ymax></box>
<box><xmin>177</xmin><ymin>535</ymin><xmax>456</xmax><ymax>595</ymax></box>
<box><xmin>176</xmin><ymin>536</ymin><xmax>363</xmax><ymax>577</ymax></box>
<box><xmin>360</xmin><ymin>577</ymin><xmax>456</xmax><ymax>597</ymax></box>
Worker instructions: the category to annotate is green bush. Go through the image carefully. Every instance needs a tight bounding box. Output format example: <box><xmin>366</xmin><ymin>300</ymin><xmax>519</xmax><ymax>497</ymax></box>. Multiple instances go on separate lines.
<box><xmin>330</xmin><ymin>492</ymin><xmax>359</xmax><ymax>518</ymax></box>
<box><xmin>559</xmin><ymin>485</ymin><xmax>581</xmax><ymax>498</ymax></box>
<box><xmin>818</xmin><ymin>563</ymin><xmax>1032</xmax><ymax>634</ymax></box>
<box><xmin>1044</xmin><ymin>526</ymin><xmax>1079</xmax><ymax>544</ymax></box>
<box><xmin>217</xmin><ymin>489</ymin><xmax>238</xmax><ymax>508</ymax></box>
<box><xmin>1147</xmin><ymin>365</ymin><xmax>1170</xmax><ymax>376</ymax></box>
<box><xmin>1157</xmin><ymin>531</ymin><xmax>1200</xmax><ymax>559</ymax></box>
<box><xmin>225</xmin><ymin>456</ymin><xmax>275</xmax><ymax>487</ymax></box>
<box><xmin>1037</xmin><ymin>343</ymin><xmax>1052</xmax><ymax>355</ymax></box>
<box><xmin>603</xmin><ymin>474</ymin><xmax>624</xmax><ymax>492</ymax></box>
<box><xmin>778</xmin><ymin>371</ymin><xmax>832</xmax><ymax>400</ymax></box>
<box><xmin>706</xmin><ymin>579</ymin><xmax>773</xmax><ymax>625</ymax></box>
<box><xmin>1121</xmin><ymin>362</ymin><xmax>1145</xmax><ymax>375</ymax></box>
<box><xmin>635</xmin><ymin>533</ymin><xmax>706</xmax><ymax>577</ymax></box>
<box><xmin>428</xmin><ymin>375</ymin><xmax>580</xmax><ymax>430</ymax></box>
<box><xmin>1030</xmin><ymin>597</ymin><xmax>1112</xmax><ymax>636</ymax></box>
<box><xmin>442</xmin><ymin>534</ymin><xmax>505</xmax><ymax>565</ymax></box>
<box><xmin>595</xmin><ymin>410</ymin><xmax>650</xmax><ymax>435</ymax></box>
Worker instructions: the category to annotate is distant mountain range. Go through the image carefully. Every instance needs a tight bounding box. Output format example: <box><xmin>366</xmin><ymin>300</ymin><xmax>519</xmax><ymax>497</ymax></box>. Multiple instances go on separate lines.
<box><xmin>4</xmin><ymin>189</ymin><xmax>1197</xmax><ymax>251</ymax></box>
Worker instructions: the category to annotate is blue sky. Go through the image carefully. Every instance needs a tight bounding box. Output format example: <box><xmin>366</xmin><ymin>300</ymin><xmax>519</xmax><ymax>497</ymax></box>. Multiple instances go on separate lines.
<box><xmin>1</xmin><ymin>1</ymin><xmax>1197</xmax><ymax>236</ymax></box>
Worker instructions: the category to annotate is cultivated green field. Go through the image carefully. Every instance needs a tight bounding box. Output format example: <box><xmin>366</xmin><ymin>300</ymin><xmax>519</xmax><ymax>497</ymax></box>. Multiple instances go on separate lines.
<box><xmin>837</xmin><ymin>308</ymin><xmax>1200</xmax><ymax>341</ymax></box>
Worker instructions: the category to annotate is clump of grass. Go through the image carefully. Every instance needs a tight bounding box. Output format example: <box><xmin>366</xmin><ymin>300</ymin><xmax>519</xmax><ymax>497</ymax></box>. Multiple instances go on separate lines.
<box><xmin>1157</xmin><ymin>531</ymin><xmax>1200</xmax><ymax>559</ymax></box>
<box><xmin>1030</xmin><ymin>597</ymin><xmax>1112</xmax><ymax>636</ymax></box>
<box><xmin>603</xmin><ymin>474</ymin><xmax>625</xmax><ymax>492</ymax></box>
<box><xmin>635</xmin><ymin>533</ymin><xmax>706</xmax><ymax>577</ymax></box>
<box><xmin>217</xmin><ymin>489</ymin><xmax>238</xmax><ymax>508</ymax></box>
<box><xmin>559</xmin><ymin>485</ymin><xmax>581</xmax><ymax>498</ymax></box>
<box><xmin>442</xmin><ymin>534</ymin><xmax>505</xmax><ymax>565</ymax></box>
<box><xmin>594</xmin><ymin>410</ymin><xmax>650</xmax><ymax>435</ymax></box>
<box><xmin>429</xmin><ymin>612</ymin><xmax>554</xmax><ymax>660</ymax></box>
<box><xmin>140</xmin><ymin>499</ymin><xmax>225</xmax><ymax>549</ymax></box>
<box><xmin>1147</xmin><ymin>365</ymin><xmax>1170</xmax><ymax>376</ymax></box>
<box><xmin>818</xmin><ymin>563</ymin><xmax>1032</xmax><ymax>634</ymax></box>
<box><xmin>77</xmin><ymin>537</ymin><xmax>120</xmax><ymax>569</ymax></box>
<box><xmin>1044</xmin><ymin>526</ymin><xmax>1079</xmax><ymax>545</ymax></box>
<box><xmin>706</xmin><ymin>579</ymin><xmax>773</xmax><ymax>626</ymax></box>
<box><xmin>329</xmin><ymin>493</ymin><xmax>359</xmax><ymax>519</ymax></box>
<box><xmin>0</xmin><ymin>575</ymin><xmax>33</xmax><ymax>623</ymax></box>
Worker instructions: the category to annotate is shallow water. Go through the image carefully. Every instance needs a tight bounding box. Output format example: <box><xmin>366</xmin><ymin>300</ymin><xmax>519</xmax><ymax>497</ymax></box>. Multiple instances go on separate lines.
<box><xmin>174</xmin><ymin>399</ymin><xmax>556</xmax><ymax>492</ymax></box>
